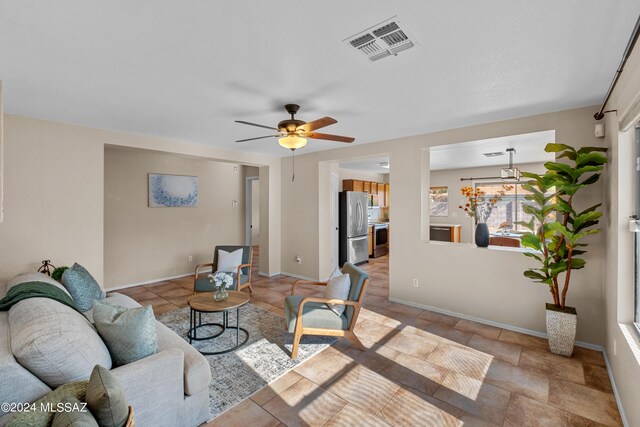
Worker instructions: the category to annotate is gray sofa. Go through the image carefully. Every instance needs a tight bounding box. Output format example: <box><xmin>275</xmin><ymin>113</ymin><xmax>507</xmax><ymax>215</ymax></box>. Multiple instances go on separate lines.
<box><xmin>0</xmin><ymin>273</ymin><xmax>211</xmax><ymax>427</ymax></box>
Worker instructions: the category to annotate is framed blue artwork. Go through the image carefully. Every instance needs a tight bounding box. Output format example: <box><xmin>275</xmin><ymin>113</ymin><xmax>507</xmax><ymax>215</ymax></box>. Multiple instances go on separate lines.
<box><xmin>148</xmin><ymin>173</ymin><xmax>198</xmax><ymax>207</ymax></box>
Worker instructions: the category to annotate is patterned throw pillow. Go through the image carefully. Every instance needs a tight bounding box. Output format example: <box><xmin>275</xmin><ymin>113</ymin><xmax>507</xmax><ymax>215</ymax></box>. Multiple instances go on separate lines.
<box><xmin>93</xmin><ymin>301</ymin><xmax>158</xmax><ymax>367</ymax></box>
<box><xmin>61</xmin><ymin>263</ymin><xmax>106</xmax><ymax>312</ymax></box>
<box><xmin>86</xmin><ymin>365</ymin><xmax>129</xmax><ymax>427</ymax></box>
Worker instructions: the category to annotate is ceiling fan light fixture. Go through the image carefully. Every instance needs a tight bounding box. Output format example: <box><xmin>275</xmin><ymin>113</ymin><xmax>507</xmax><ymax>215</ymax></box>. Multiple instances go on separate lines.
<box><xmin>278</xmin><ymin>135</ymin><xmax>307</xmax><ymax>150</ymax></box>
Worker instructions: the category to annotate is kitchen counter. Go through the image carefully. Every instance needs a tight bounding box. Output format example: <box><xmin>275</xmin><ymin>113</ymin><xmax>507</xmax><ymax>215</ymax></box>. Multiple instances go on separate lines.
<box><xmin>430</xmin><ymin>224</ymin><xmax>461</xmax><ymax>243</ymax></box>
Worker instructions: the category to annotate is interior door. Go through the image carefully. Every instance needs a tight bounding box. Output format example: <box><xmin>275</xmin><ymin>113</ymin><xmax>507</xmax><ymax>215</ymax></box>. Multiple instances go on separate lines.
<box><xmin>330</xmin><ymin>173</ymin><xmax>339</xmax><ymax>270</ymax></box>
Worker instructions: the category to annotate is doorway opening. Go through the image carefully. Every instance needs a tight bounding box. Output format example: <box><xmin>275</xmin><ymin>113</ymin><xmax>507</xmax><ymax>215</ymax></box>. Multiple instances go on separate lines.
<box><xmin>245</xmin><ymin>176</ymin><xmax>260</xmax><ymax>247</ymax></box>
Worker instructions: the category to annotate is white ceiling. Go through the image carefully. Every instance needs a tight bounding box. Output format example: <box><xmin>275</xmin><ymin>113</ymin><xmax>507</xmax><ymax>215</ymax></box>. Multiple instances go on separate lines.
<box><xmin>430</xmin><ymin>130</ymin><xmax>556</xmax><ymax>171</ymax></box>
<box><xmin>1</xmin><ymin>1</ymin><xmax>638</xmax><ymax>157</ymax></box>
<box><xmin>340</xmin><ymin>156</ymin><xmax>390</xmax><ymax>174</ymax></box>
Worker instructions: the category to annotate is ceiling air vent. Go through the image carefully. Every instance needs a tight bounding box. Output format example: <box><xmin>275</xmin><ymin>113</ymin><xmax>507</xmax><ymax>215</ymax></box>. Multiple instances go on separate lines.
<box><xmin>344</xmin><ymin>16</ymin><xmax>418</xmax><ymax>62</ymax></box>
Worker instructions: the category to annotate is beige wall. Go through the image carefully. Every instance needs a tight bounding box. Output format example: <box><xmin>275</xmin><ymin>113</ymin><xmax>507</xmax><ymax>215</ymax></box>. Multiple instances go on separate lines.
<box><xmin>259</xmin><ymin>164</ymin><xmax>281</xmax><ymax>276</ymax></box>
<box><xmin>0</xmin><ymin>115</ymin><xmax>105</xmax><ymax>284</ymax></box>
<box><xmin>0</xmin><ymin>81</ymin><xmax>3</xmax><ymax>223</ymax></box>
<box><xmin>0</xmin><ymin>114</ymin><xmax>282</xmax><ymax>288</ymax></box>
<box><xmin>104</xmin><ymin>147</ymin><xmax>250</xmax><ymax>288</ymax></box>
<box><xmin>601</xmin><ymin>38</ymin><xmax>640</xmax><ymax>426</ymax></box>
<box><xmin>430</xmin><ymin>162</ymin><xmax>546</xmax><ymax>243</ymax></box>
<box><xmin>283</xmin><ymin>106</ymin><xmax>605</xmax><ymax>347</ymax></box>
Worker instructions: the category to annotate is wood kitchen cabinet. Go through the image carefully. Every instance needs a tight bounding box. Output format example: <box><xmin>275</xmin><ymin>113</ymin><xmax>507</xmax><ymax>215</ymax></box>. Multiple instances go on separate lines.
<box><xmin>367</xmin><ymin>225</ymin><xmax>373</xmax><ymax>256</ymax></box>
<box><xmin>343</xmin><ymin>179</ymin><xmax>364</xmax><ymax>192</ymax></box>
<box><xmin>377</xmin><ymin>183</ymin><xmax>385</xmax><ymax>206</ymax></box>
<box><xmin>342</xmin><ymin>179</ymin><xmax>390</xmax><ymax>208</ymax></box>
<box><xmin>384</xmin><ymin>183</ymin><xmax>390</xmax><ymax>207</ymax></box>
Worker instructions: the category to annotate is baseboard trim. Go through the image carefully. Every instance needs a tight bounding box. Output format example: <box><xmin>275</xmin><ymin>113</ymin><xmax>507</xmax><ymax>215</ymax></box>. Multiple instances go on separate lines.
<box><xmin>105</xmin><ymin>268</ymin><xmax>212</xmax><ymax>292</ymax></box>
<box><xmin>258</xmin><ymin>271</ymin><xmax>281</xmax><ymax>278</ymax></box>
<box><xmin>280</xmin><ymin>271</ymin><xmax>318</xmax><ymax>282</ymax></box>
<box><xmin>603</xmin><ymin>349</ymin><xmax>629</xmax><ymax>427</ymax></box>
<box><xmin>388</xmin><ymin>297</ymin><xmax>603</xmax><ymax>351</ymax></box>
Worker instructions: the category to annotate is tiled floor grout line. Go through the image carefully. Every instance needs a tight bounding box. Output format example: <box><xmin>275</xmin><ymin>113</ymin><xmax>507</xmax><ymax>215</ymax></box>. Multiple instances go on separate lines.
<box><xmin>374</xmin><ymin>383</ymin><xmax>403</xmax><ymax>420</ymax></box>
<box><xmin>318</xmin><ymin>400</ymin><xmax>348</xmax><ymax>427</ymax></box>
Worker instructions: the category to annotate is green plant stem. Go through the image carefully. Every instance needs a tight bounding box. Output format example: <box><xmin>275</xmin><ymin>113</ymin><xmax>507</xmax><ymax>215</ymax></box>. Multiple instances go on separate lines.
<box><xmin>552</xmin><ymin>195</ymin><xmax>573</xmax><ymax>308</ymax></box>
<box><xmin>561</xmin><ymin>247</ymin><xmax>573</xmax><ymax>309</ymax></box>
<box><xmin>539</xmin><ymin>219</ymin><xmax>559</xmax><ymax>306</ymax></box>
<box><xmin>559</xmin><ymin>195</ymin><xmax>573</xmax><ymax>309</ymax></box>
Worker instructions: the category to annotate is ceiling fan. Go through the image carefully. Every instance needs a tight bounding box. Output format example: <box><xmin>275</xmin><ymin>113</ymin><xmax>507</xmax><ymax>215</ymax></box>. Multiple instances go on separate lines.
<box><xmin>235</xmin><ymin>104</ymin><xmax>355</xmax><ymax>151</ymax></box>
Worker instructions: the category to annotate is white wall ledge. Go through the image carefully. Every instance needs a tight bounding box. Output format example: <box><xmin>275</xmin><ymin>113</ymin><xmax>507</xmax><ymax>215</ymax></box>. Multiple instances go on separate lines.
<box><xmin>425</xmin><ymin>240</ymin><xmax>538</xmax><ymax>254</ymax></box>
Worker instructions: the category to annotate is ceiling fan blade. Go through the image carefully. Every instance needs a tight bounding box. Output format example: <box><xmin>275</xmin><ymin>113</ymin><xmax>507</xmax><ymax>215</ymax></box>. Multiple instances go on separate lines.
<box><xmin>305</xmin><ymin>132</ymin><xmax>355</xmax><ymax>143</ymax></box>
<box><xmin>298</xmin><ymin>116</ymin><xmax>337</xmax><ymax>133</ymax></box>
<box><xmin>235</xmin><ymin>120</ymin><xmax>279</xmax><ymax>131</ymax></box>
<box><xmin>235</xmin><ymin>135</ymin><xmax>279</xmax><ymax>143</ymax></box>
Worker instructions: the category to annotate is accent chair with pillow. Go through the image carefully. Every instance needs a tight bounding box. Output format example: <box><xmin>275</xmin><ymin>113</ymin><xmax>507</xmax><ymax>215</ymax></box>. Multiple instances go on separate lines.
<box><xmin>193</xmin><ymin>245</ymin><xmax>253</xmax><ymax>293</ymax></box>
<box><xmin>0</xmin><ymin>271</ymin><xmax>211</xmax><ymax>427</ymax></box>
<box><xmin>284</xmin><ymin>262</ymin><xmax>370</xmax><ymax>359</ymax></box>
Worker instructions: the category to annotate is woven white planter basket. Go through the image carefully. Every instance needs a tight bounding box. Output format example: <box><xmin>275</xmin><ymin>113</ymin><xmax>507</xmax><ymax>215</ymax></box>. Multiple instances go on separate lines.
<box><xmin>545</xmin><ymin>304</ymin><xmax>577</xmax><ymax>357</ymax></box>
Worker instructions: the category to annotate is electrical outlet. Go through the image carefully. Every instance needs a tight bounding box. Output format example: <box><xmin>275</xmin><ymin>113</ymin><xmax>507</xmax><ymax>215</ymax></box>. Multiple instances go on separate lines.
<box><xmin>412</xmin><ymin>279</ymin><xmax>419</xmax><ymax>287</ymax></box>
<box><xmin>188</xmin><ymin>255</ymin><xmax>193</xmax><ymax>263</ymax></box>
<box><xmin>232</xmin><ymin>200</ymin><xmax>238</xmax><ymax>207</ymax></box>
<box><xmin>296</xmin><ymin>256</ymin><xmax>302</xmax><ymax>264</ymax></box>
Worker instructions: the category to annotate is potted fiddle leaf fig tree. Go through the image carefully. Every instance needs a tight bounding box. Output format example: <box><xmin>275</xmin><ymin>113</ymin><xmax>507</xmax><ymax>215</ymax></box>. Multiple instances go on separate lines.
<box><xmin>518</xmin><ymin>143</ymin><xmax>607</xmax><ymax>357</ymax></box>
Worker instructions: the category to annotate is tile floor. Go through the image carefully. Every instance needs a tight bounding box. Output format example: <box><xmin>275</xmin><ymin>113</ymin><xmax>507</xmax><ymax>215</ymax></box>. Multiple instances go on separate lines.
<box><xmin>114</xmin><ymin>250</ymin><xmax>622</xmax><ymax>427</ymax></box>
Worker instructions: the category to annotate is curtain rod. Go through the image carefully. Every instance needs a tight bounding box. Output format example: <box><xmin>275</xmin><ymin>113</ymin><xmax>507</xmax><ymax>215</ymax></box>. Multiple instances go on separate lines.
<box><xmin>594</xmin><ymin>12</ymin><xmax>640</xmax><ymax>120</ymax></box>
<box><xmin>460</xmin><ymin>176</ymin><xmax>502</xmax><ymax>181</ymax></box>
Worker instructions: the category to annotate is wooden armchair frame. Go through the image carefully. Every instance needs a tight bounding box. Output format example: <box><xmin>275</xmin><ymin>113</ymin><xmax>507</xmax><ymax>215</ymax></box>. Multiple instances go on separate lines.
<box><xmin>289</xmin><ymin>277</ymin><xmax>369</xmax><ymax>359</ymax></box>
<box><xmin>194</xmin><ymin>248</ymin><xmax>254</xmax><ymax>294</ymax></box>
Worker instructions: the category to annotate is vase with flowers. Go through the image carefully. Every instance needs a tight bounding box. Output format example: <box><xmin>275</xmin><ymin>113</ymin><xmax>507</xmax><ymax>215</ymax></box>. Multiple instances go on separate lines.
<box><xmin>458</xmin><ymin>185</ymin><xmax>511</xmax><ymax>247</ymax></box>
<box><xmin>208</xmin><ymin>271</ymin><xmax>234</xmax><ymax>301</ymax></box>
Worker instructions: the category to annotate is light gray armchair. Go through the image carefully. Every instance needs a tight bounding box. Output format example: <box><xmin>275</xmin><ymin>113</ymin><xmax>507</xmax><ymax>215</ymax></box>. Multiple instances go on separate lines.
<box><xmin>284</xmin><ymin>262</ymin><xmax>370</xmax><ymax>359</ymax></box>
<box><xmin>194</xmin><ymin>245</ymin><xmax>254</xmax><ymax>293</ymax></box>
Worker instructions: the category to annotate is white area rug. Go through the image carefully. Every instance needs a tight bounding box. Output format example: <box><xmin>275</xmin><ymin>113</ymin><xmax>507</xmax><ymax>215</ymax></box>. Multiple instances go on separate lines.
<box><xmin>158</xmin><ymin>303</ymin><xmax>335</xmax><ymax>418</ymax></box>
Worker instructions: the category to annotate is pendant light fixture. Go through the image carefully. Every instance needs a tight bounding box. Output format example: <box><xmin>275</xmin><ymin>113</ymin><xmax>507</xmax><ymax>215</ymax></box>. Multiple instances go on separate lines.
<box><xmin>501</xmin><ymin>148</ymin><xmax>521</xmax><ymax>180</ymax></box>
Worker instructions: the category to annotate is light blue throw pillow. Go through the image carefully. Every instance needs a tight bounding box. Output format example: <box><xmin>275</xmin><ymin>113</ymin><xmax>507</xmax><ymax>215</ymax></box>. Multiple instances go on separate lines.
<box><xmin>61</xmin><ymin>263</ymin><xmax>106</xmax><ymax>311</ymax></box>
<box><xmin>93</xmin><ymin>301</ymin><xmax>158</xmax><ymax>367</ymax></box>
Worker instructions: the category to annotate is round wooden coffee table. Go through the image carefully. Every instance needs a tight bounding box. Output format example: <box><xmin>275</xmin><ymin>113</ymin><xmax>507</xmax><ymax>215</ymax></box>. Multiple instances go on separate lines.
<box><xmin>187</xmin><ymin>291</ymin><xmax>250</xmax><ymax>355</ymax></box>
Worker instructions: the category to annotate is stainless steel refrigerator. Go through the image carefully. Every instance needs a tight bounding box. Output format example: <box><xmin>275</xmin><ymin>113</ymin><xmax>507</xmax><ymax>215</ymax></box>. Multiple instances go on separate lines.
<box><xmin>339</xmin><ymin>191</ymin><xmax>369</xmax><ymax>266</ymax></box>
